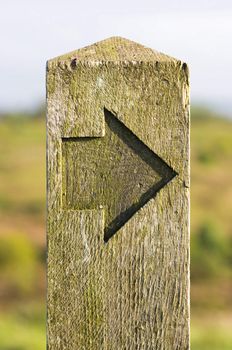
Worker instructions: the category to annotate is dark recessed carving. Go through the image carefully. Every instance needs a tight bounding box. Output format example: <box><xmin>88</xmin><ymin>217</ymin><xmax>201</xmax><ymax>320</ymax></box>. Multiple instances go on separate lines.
<box><xmin>62</xmin><ymin>109</ymin><xmax>177</xmax><ymax>242</ymax></box>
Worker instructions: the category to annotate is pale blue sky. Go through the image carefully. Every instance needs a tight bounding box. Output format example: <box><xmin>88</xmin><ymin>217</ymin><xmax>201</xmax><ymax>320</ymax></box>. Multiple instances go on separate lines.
<box><xmin>1</xmin><ymin>0</ymin><xmax>232</xmax><ymax>115</ymax></box>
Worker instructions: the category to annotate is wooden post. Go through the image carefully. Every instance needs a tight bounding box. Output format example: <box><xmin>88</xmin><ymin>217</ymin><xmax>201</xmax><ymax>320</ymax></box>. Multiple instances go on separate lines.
<box><xmin>47</xmin><ymin>37</ymin><xmax>190</xmax><ymax>350</ymax></box>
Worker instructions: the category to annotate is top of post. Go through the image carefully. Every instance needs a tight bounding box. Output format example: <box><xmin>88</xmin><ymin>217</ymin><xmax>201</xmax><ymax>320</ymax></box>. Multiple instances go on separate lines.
<box><xmin>48</xmin><ymin>36</ymin><xmax>179</xmax><ymax>66</ymax></box>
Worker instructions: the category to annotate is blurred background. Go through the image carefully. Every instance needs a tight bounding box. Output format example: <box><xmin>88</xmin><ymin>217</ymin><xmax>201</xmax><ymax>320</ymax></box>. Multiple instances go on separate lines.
<box><xmin>0</xmin><ymin>1</ymin><xmax>231</xmax><ymax>349</ymax></box>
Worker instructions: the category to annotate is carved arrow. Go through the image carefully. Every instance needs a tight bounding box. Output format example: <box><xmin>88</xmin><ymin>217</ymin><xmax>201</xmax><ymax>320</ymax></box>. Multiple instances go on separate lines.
<box><xmin>62</xmin><ymin>109</ymin><xmax>177</xmax><ymax>242</ymax></box>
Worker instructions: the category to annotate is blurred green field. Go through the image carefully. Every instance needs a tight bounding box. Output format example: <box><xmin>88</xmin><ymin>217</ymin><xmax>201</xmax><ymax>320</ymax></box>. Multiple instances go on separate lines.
<box><xmin>0</xmin><ymin>302</ymin><xmax>45</xmax><ymax>350</ymax></box>
<box><xmin>0</xmin><ymin>107</ymin><xmax>232</xmax><ymax>349</ymax></box>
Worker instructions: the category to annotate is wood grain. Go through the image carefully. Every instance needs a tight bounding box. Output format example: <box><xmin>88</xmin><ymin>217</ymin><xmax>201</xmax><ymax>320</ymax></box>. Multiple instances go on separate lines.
<box><xmin>47</xmin><ymin>37</ymin><xmax>190</xmax><ymax>350</ymax></box>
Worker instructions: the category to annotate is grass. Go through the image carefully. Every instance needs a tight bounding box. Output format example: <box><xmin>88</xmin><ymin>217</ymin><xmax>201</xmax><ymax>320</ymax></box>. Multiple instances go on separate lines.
<box><xmin>0</xmin><ymin>107</ymin><xmax>232</xmax><ymax>349</ymax></box>
<box><xmin>191</xmin><ymin>110</ymin><xmax>232</xmax><ymax>236</ymax></box>
<box><xmin>191</xmin><ymin>312</ymin><xmax>232</xmax><ymax>350</ymax></box>
<box><xmin>1</xmin><ymin>310</ymin><xmax>232</xmax><ymax>350</ymax></box>
<box><xmin>0</xmin><ymin>116</ymin><xmax>45</xmax><ymax>218</ymax></box>
<box><xmin>0</xmin><ymin>302</ymin><xmax>45</xmax><ymax>350</ymax></box>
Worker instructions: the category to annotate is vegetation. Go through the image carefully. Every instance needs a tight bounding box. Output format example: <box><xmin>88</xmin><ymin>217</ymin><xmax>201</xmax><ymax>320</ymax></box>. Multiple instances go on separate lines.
<box><xmin>0</xmin><ymin>106</ymin><xmax>231</xmax><ymax>349</ymax></box>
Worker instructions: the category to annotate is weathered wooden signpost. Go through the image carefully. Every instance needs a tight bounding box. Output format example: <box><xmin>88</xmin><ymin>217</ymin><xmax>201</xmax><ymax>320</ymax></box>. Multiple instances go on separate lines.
<box><xmin>47</xmin><ymin>37</ymin><xmax>190</xmax><ymax>349</ymax></box>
